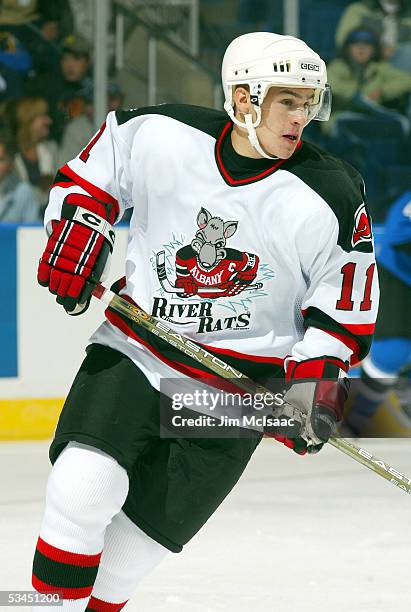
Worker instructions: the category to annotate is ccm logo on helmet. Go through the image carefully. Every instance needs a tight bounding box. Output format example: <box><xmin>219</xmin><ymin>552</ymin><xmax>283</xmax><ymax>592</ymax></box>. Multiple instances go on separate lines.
<box><xmin>352</xmin><ymin>203</ymin><xmax>372</xmax><ymax>247</ymax></box>
<box><xmin>300</xmin><ymin>62</ymin><xmax>320</xmax><ymax>71</ymax></box>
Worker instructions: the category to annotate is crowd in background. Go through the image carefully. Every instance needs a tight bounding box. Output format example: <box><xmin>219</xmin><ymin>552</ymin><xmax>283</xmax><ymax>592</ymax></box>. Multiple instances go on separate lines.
<box><xmin>1</xmin><ymin>0</ymin><xmax>411</xmax><ymax>223</ymax></box>
<box><xmin>317</xmin><ymin>0</ymin><xmax>411</xmax><ymax>220</ymax></box>
<box><xmin>0</xmin><ymin>0</ymin><xmax>123</xmax><ymax>223</ymax></box>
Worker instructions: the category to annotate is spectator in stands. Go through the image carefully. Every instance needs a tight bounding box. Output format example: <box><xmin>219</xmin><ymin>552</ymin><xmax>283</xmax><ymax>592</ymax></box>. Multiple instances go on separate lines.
<box><xmin>0</xmin><ymin>0</ymin><xmax>39</xmax><ymax>27</ymax></box>
<box><xmin>58</xmin><ymin>80</ymin><xmax>124</xmax><ymax>167</ymax></box>
<box><xmin>13</xmin><ymin>97</ymin><xmax>58</xmax><ymax>210</ymax></box>
<box><xmin>27</xmin><ymin>33</ymin><xmax>92</xmax><ymax>141</ymax></box>
<box><xmin>0</xmin><ymin>2</ymin><xmax>73</xmax><ymax>103</ymax></box>
<box><xmin>325</xmin><ymin>28</ymin><xmax>411</xmax><ymax>134</ymax></box>
<box><xmin>0</xmin><ymin>1</ymin><xmax>73</xmax><ymax>80</ymax></box>
<box><xmin>25</xmin><ymin>1</ymin><xmax>73</xmax><ymax>82</ymax></box>
<box><xmin>335</xmin><ymin>0</ymin><xmax>411</xmax><ymax>71</ymax></box>
<box><xmin>0</xmin><ymin>130</ymin><xmax>40</xmax><ymax>223</ymax></box>
<box><xmin>0</xmin><ymin>30</ymin><xmax>32</xmax><ymax>102</ymax></box>
<box><xmin>66</xmin><ymin>1</ymin><xmax>116</xmax><ymax>68</ymax></box>
<box><xmin>37</xmin><ymin>0</ymin><xmax>73</xmax><ymax>40</ymax></box>
<box><xmin>60</xmin><ymin>33</ymin><xmax>91</xmax><ymax>97</ymax></box>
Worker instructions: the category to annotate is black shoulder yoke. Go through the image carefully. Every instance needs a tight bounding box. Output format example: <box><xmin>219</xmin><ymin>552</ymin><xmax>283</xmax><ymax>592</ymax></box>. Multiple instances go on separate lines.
<box><xmin>284</xmin><ymin>141</ymin><xmax>373</xmax><ymax>253</ymax></box>
<box><xmin>116</xmin><ymin>104</ymin><xmax>227</xmax><ymax>140</ymax></box>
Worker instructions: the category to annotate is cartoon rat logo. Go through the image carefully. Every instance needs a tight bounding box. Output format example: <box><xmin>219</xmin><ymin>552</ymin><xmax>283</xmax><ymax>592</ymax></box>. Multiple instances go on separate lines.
<box><xmin>190</xmin><ymin>208</ymin><xmax>238</xmax><ymax>270</ymax></box>
<box><xmin>156</xmin><ymin>207</ymin><xmax>262</xmax><ymax>298</ymax></box>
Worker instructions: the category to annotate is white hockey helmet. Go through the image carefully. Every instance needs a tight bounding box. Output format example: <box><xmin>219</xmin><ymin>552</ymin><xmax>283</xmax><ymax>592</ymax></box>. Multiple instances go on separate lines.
<box><xmin>222</xmin><ymin>32</ymin><xmax>331</xmax><ymax>158</ymax></box>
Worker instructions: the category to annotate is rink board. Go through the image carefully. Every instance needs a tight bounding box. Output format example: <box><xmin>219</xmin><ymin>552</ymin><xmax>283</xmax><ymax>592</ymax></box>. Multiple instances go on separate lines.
<box><xmin>0</xmin><ymin>397</ymin><xmax>64</xmax><ymax>440</ymax></box>
<box><xmin>0</xmin><ymin>225</ymin><xmax>128</xmax><ymax>440</ymax></box>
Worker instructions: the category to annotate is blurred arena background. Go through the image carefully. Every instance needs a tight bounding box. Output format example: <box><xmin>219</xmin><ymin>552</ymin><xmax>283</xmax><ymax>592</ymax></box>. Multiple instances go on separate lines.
<box><xmin>1</xmin><ymin>1</ymin><xmax>411</xmax><ymax>609</ymax></box>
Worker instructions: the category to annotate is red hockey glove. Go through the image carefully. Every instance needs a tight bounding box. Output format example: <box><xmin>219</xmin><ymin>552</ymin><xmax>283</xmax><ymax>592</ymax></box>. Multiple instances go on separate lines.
<box><xmin>37</xmin><ymin>194</ymin><xmax>116</xmax><ymax>315</ymax></box>
<box><xmin>175</xmin><ymin>276</ymin><xmax>198</xmax><ymax>297</ymax></box>
<box><xmin>266</xmin><ymin>356</ymin><xmax>350</xmax><ymax>455</ymax></box>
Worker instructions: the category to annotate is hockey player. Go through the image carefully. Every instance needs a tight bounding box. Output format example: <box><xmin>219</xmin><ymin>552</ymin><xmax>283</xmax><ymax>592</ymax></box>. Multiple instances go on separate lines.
<box><xmin>33</xmin><ymin>33</ymin><xmax>379</xmax><ymax>610</ymax></box>
<box><xmin>345</xmin><ymin>190</ymin><xmax>411</xmax><ymax>435</ymax></box>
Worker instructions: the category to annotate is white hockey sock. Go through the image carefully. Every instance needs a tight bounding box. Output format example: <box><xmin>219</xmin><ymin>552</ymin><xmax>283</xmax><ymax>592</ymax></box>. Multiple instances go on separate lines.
<box><xmin>32</xmin><ymin>442</ymin><xmax>129</xmax><ymax>611</ymax></box>
<box><xmin>88</xmin><ymin>510</ymin><xmax>168</xmax><ymax>610</ymax></box>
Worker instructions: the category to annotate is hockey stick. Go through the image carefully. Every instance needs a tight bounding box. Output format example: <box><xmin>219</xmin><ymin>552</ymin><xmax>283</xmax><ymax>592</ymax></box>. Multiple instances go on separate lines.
<box><xmin>92</xmin><ymin>282</ymin><xmax>411</xmax><ymax>496</ymax></box>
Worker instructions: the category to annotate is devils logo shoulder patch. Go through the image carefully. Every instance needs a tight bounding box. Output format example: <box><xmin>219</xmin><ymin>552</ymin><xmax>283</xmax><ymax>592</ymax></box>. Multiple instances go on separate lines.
<box><xmin>351</xmin><ymin>203</ymin><xmax>373</xmax><ymax>249</ymax></box>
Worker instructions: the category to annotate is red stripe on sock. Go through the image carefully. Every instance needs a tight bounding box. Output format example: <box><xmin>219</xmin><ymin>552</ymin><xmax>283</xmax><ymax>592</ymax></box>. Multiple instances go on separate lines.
<box><xmin>87</xmin><ymin>595</ymin><xmax>128</xmax><ymax>612</ymax></box>
<box><xmin>36</xmin><ymin>537</ymin><xmax>102</xmax><ymax>567</ymax></box>
<box><xmin>32</xmin><ymin>574</ymin><xmax>93</xmax><ymax>599</ymax></box>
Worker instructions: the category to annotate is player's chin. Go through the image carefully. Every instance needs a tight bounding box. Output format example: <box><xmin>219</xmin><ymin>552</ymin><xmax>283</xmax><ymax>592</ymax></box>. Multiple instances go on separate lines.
<box><xmin>268</xmin><ymin>137</ymin><xmax>298</xmax><ymax>159</ymax></box>
<box><xmin>280</xmin><ymin>137</ymin><xmax>299</xmax><ymax>157</ymax></box>
<box><xmin>278</xmin><ymin>149</ymin><xmax>294</xmax><ymax>160</ymax></box>
<box><xmin>272</xmin><ymin>149</ymin><xmax>293</xmax><ymax>160</ymax></box>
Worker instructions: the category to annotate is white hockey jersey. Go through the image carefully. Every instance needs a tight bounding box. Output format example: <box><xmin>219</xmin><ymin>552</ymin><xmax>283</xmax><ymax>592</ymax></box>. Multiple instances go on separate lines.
<box><xmin>45</xmin><ymin>104</ymin><xmax>379</xmax><ymax>389</ymax></box>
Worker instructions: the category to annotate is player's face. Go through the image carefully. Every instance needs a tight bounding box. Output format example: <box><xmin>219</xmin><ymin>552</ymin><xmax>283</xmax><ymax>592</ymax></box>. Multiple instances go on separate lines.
<box><xmin>256</xmin><ymin>86</ymin><xmax>316</xmax><ymax>159</ymax></box>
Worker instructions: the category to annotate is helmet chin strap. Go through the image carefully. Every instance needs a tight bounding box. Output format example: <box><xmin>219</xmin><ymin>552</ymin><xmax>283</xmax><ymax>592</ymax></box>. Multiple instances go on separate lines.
<box><xmin>244</xmin><ymin>112</ymin><xmax>279</xmax><ymax>160</ymax></box>
<box><xmin>224</xmin><ymin>101</ymin><xmax>279</xmax><ymax>160</ymax></box>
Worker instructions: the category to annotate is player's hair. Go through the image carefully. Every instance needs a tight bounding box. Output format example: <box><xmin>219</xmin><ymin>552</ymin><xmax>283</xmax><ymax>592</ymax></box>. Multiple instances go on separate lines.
<box><xmin>15</xmin><ymin>96</ymin><xmax>50</xmax><ymax>151</ymax></box>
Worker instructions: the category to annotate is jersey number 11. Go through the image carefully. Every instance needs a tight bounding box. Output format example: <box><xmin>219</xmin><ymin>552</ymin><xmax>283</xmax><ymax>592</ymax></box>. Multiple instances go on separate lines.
<box><xmin>336</xmin><ymin>263</ymin><xmax>375</xmax><ymax>311</ymax></box>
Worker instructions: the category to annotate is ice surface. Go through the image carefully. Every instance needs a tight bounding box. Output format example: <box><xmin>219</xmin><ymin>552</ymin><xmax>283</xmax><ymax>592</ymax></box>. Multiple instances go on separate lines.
<box><xmin>1</xmin><ymin>439</ymin><xmax>410</xmax><ymax>612</ymax></box>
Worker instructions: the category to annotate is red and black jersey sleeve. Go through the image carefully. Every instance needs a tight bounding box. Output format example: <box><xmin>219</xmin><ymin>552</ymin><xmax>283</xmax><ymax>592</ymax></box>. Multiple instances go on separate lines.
<box><xmin>289</xmin><ymin>161</ymin><xmax>379</xmax><ymax>366</ymax></box>
<box><xmin>44</xmin><ymin>112</ymin><xmax>129</xmax><ymax>232</ymax></box>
